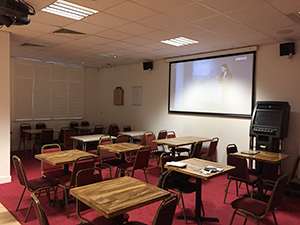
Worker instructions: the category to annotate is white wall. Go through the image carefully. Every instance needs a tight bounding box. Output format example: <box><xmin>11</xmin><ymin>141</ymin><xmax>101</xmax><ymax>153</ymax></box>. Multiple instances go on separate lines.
<box><xmin>95</xmin><ymin>41</ymin><xmax>300</xmax><ymax>173</ymax></box>
<box><xmin>0</xmin><ymin>31</ymin><xmax>11</xmax><ymax>183</ymax></box>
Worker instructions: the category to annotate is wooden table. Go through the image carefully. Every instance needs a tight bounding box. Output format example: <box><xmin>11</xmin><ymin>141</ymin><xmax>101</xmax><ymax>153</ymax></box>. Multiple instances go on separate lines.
<box><xmin>233</xmin><ymin>150</ymin><xmax>289</xmax><ymax>174</ymax></box>
<box><xmin>153</xmin><ymin>136</ymin><xmax>211</xmax><ymax>155</ymax></box>
<box><xmin>70</xmin><ymin>176</ymin><xmax>170</xmax><ymax>225</ymax></box>
<box><xmin>165</xmin><ymin>158</ymin><xmax>235</xmax><ymax>225</ymax></box>
<box><xmin>35</xmin><ymin>149</ymin><xmax>97</xmax><ymax>174</ymax></box>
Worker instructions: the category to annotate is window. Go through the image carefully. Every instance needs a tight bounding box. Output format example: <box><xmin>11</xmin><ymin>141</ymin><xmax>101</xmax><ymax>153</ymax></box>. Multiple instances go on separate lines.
<box><xmin>13</xmin><ymin>58</ymin><xmax>84</xmax><ymax>121</ymax></box>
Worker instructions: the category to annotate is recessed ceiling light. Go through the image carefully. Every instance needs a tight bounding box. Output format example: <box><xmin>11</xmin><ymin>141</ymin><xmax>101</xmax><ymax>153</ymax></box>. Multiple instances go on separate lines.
<box><xmin>42</xmin><ymin>0</ymin><xmax>98</xmax><ymax>20</ymax></box>
<box><xmin>100</xmin><ymin>52</ymin><xmax>120</xmax><ymax>58</ymax></box>
<box><xmin>161</xmin><ymin>37</ymin><xmax>199</xmax><ymax>47</ymax></box>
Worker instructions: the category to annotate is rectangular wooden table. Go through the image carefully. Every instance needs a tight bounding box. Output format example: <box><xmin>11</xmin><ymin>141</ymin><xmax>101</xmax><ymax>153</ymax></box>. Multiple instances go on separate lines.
<box><xmin>153</xmin><ymin>136</ymin><xmax>211</xmax><ymax>155</ymax></box>
<box><xmin>165</xmin><ymin>158</ymin><xmax>235</xmax><ymax>225</ymax></box>
<box><xmin>233</xmin><ymin>149</ymin><xmax>290</xmax><ymax>174</ymax></box>
<box><xmin>35</xmin><ymin>149</ymin><xmax>97</xmax><ymax>174</ymax></box>
<box><xmin>70</xmin><ymin>176</ymin><xmax>170</xmax><ymax>225</ymax></box>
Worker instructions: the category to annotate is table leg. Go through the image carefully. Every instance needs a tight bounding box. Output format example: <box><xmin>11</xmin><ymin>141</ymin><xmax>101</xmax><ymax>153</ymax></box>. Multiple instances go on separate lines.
<box><xmin>177</xmin><ymin>178</ymin><xmax>219</xmax><ymax>225</ymax></box>
<box><xmin>116</xmin><ymin>214</ymin><xmax>124</xmax><ymax>225</ymax></box>
<box><xmin>63</xmin><ymin>164</ymin><xmax>69</xmax><ymax>175</ymax></box>
<box><xmin>120</xmin><ymin>154</ymin><xmax>126</xmax><ymax>177</ymax></box>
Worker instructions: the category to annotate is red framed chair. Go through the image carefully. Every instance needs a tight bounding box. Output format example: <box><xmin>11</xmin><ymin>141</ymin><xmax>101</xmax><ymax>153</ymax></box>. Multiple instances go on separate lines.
<box><xmin>108</xmin><ymin>123</ymin><xmax>120</xmax><ymax>137</ymax></box>
<box><xmin>229</xmin><ymin>175</ymin><xmax>289</xmax><ymax>225</ymax></box>
<box><xmin>70</xmin><ymin>121</ymin><xmax>78</xmax><ymax>129</ymax></box>
<box><xmin>12</xmin><ymin>155</ymin><xmax>59</xmax><ymax>222</ymax></box>
<box><xmin>115</xmin><ymin>146</ymin><xmax>151</xmax><ymax>183</ymax></box>
<box><xmin>57</xmin><ymin>127</ymin><xmax>70</xmax><ymax>146</ymax></box>
<box><xmin>123</xmin><ymin>125</ymin><xmax>132</xmax><ymax>132</ymax></box>
<box><xmin>62</xmin><ymin>128</ymin><xmax>76</xmax><ymax>150</ymax></box>
<box><xmin>35</xmin><ymin>128</ymin><xmax>54</xmax><ymax>154</ymax></box>
<box><xmin>57</xmin><ymin>155</ymin><xmax>96</xmax><ymax>218</ymax></box>
<box><xmin>41</xmin><ymin>144</ymin><xmax>65</xmax><ymax>179</ymax></box>
<box><xmin>116</xmin><ymin>134</ymin><xmax>130</xmax><ymax>143</ymax></box>
<box><xmin>35</xmin><ymin>122</ymin><xmax>46</xmax><ymax>129</ymax></box>
<box><xmin>81</xmin><ymin>120</ymin><xmax>89</xmax><ymax>126</ymax></box>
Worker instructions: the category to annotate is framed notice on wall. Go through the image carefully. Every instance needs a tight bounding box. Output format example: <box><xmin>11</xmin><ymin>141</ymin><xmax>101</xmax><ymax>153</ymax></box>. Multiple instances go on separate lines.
<box><xmin>132</xmin><ymin>86</ymin><xmax>142</xmax><ymax>106</ymax></box>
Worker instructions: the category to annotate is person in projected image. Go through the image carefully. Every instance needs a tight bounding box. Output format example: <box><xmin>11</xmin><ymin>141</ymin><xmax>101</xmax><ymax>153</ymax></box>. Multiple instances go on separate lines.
<box><xmin>217</xmin><ymin>63</ymin><xmax>232</xmax><ymax>103</ymax></box>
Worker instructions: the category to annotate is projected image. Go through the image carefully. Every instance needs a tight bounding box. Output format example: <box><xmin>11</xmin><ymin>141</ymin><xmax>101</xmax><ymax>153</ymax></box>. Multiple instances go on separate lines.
<box><xmin>169</xmin><ymin>52</ymin><xmax>255</xmax><ymax>117</ymax></box>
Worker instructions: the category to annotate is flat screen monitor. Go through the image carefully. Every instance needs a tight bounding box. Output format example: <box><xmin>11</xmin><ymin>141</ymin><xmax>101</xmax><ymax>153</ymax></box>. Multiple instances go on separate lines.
<box><xmin>168</xmin><ymin>51</ymin><xmax>255</xmax><ymax>117</ymax></box>
<box><xmin>253</xmin><ymin>110</ymin><xmax>282</xmax><ymax>127</ymax></box>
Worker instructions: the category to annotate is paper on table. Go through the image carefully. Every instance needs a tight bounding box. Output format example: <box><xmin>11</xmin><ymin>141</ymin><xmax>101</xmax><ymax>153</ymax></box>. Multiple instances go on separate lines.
<box><xmin>166</xmin><ymin>161</ymin><xmax>187</xmax><ymax>168</ymax></box>
<box><xmin>200</xmin><ymin>166</ymin><xmax>224</xmax><ymax>174</ymax></box>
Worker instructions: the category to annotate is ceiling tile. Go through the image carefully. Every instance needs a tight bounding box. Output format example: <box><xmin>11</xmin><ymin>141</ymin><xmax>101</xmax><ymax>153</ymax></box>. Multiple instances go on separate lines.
<box><xmin>114</xmin><ymin>22</ymin><xmax>156</xmax><ymax>35</ymax></box>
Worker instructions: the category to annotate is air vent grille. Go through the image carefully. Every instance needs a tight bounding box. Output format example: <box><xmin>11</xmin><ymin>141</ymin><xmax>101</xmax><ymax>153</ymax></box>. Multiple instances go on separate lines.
<box><xmin>21</xmin><ymin>43</ymin><xmax>47</xmax><ymax>48</ymax></box>
<box><xmin>53</xmin><ymin>28</ymin><xmax>86</xmax><ymax>35</ymax></box>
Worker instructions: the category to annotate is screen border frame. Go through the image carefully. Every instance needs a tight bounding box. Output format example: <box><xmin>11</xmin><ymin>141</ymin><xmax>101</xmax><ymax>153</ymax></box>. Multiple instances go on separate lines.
<box><xmin>168</xmin><ymin>50</ymin><xmax>256</xmax><ymax>118</ymax></box>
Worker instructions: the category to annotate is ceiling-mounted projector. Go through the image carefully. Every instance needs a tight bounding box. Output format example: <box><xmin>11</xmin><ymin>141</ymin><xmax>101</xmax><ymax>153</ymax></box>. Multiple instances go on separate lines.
<box><xmin>0</xmin><ymin>0</ymin><xmax>35</xmax><ymax>27</ymax></box>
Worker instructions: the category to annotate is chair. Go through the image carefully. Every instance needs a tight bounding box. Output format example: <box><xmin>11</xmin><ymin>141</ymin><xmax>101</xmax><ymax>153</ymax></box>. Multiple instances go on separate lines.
<box><xmin>12</xmin><ymin>155</ymin><xmax>59</xmax><ymax>222</ymax></box>
<box><xmin>116</xmin><ymin>133</ymin><xmax>130</xmax><ymax>143</ymax></box>
<box><xmin>75</xmin><ymin>167</ymin><xmax>129</xmax><ymax>225</ymax></box>
<box><xmin>70</xmin><ymin>121</ymin><xmax>78</xmax><ymax>129</ymax></box>
<box><xmin>190</xmin><ymin>140</ymin><xmax>203</xmax><ymax>158</ymax></box>
<box><xmin>81</xmin><ymin>120</ymin><xmax>89</xmax><ymax>126</ymax></box>
<box><xmin>31</xmin><ymin>193</ymin><xmax>50</xmax><ymax>225</ymax></box>
<box><xmin>36</xmin><ymin>122</ymin><xmax>46</xmax><ymax>129</ymax></box>
<box><xmin>115</xmin><ymin>146</ymin><xmax>151</xmax><ymax>183</ymax></box>
<box><xmin>78</xmin><ymin>128</ymin><xmax>90</xmax><ymax>135</ymax></box>
<box><xmin>56</xmin><ymin>155</ymin><xmax>96</xmax><ymax>218</ymax></box>
<box><xmin>223</xmin><ymin>154</ymin><xmax>261</xmax><ymax>203</ymax></box>
<box><xmin>229</xmin><ymin>174</ymin><xmax>289</xmax><ymax>225</ymax></box>
<box><xmin>93</xmin><ymin>125</ymin><xmax>104</xmax><ymax>134</ymax></box>
<box><xmin>123</xmin><ymin>125</ymin><xmax>132</xmax><ymax>132</ymax></box>
<box><xmin>62</xmin><ymin>128</ymin><xmax>76</xmax><ymax>150</ymax></box>
<box><xmin>41</xmin><ymin>144</ymin><xmax>65</xmax><ymax>179</ymax></box>
<box><xmin>108</xmin><ymin>123</ymin><xmax>120</xmax><ymax>137</ymax></box>
<box><xmin>260</xmin><ymin>155</ymin><xmax>300</xmax><ymax>209</ymax></box>
<box><xmin>200</xmin><ymin>137</ymin><xmax>219</xmax><ymax>161</ymax></box>
<box><xmin>35</xmin><ymin>128</ymin><xmax>54</xmax><ymax>154</ymax></box>
<box><xmin>226</xmin><ymin>143</ymin><xmax>238</xmax><ymax>155</ymax></box>
<box><xmin>57</xmin><ymin>127</ymin><xmax>70</xmax><ymax>145</ymax></box>
<box><xmin>96</xmin><ymin>135</ymin><xmax>122</xmax><ymax>178</ymax></box>
<box><xmin>125</xmin><ymin>194</ymin><xmax>178</xmax><ymax>225</ymax></box>
<box><xmin>18</xmin><ymin>123</ymin><xmax>31</xmax><ymax>153</ymax></box>
<box><xmin>167</xmin><ymin>131</ymin><xmax>190</xmax><ymax>156</ymax></box>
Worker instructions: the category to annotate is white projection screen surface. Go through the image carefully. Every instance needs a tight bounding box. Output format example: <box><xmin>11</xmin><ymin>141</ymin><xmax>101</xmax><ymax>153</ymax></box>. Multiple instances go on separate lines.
<box><xmin>169</xmin><ymin>51</ymin><xmax>255</xmax><ymax>117</ymax></box>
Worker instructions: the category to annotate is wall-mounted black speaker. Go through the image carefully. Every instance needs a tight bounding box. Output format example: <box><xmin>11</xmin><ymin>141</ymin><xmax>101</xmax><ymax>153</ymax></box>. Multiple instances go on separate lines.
<box><xmin>280</xmin><ymin>42</ymin><xmax>295</xmax><ymax>56</ymax></box>
<box><xmin>143</xmin><ymin>61</ymin><xmax>153</xmax><ymax>70</ymax></box>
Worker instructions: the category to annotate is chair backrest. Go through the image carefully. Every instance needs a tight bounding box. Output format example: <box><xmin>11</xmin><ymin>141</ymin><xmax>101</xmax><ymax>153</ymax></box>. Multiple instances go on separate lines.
<box><xmin>39</xmin><ymin>128</ymin><xmax>54</xmax><ymax>145</ymax></box>
<box><xmin>58</xmin><ymin>127</ymin><xmax>70</xmax><ymax>144</ymax></box>
<box><xmin>116</xmin><ymin>134</ymin><xmax>130</xmax><ymax>143</ymax></box>
<box><xmin>227</xmin><ymin>154</ymin><xmax>250</xmax><ymax>181</ymax></box>
<box><xmin>63</xmin><ymin>129</ymin><xmax>76</xmax><ymax>149</ymax></box>
<box><xmin>140</xmin><ymin>131</ymin><xmax>153</xmax><ymax>145</ymax></box>
<box><xmin>81</xmin><ymin>120</ymin><xmax>89</xmax><ymax>126</ymax></box>
<box><xmin>206</xmin><ymin>137</ymin><xmax>219</xmax><ymax>158</ymax></box>
<box><xmin>41</xmin><ymin>144</ymin><xmax>62</xmax><ymax>175</ymax></box>
<box><xmin>160</xmin><ymin>152</ymin><xmax>176</xmax><ymax>174</ymax></box>
<box><xmin>108</xmin><ymin>123</ymin><xmax>120</xmax><ymax>136</ymax></box>
<box><xmin>70</xmin><ymin>121</ymin><xmax>78</xmax><ymax>129</ymax></box>
<box><xmin>78</xmin><ymin>128</ymin><xmax>90</xmax><ymax>136</ymax></box>
<box><xmin>157</xmin><ymin>130</ymin><xmax>167</xmax><ymax>140</ymax></box>
<box><xmin>190</xmin><ymin>141</ymin><xmax>203</xmax><ymax>158</ymax></box>
<box><xmin>133</xmin><ymin>146</ymin><xmax>151</xmax><ymax>170</ymax></box>
<box><xmin>289</xmin><ymin>155</ymin><xmax>300</xmax><ymax>182</ymax></box>
<box><xmin>98</xmin><ymin>135</ymin><xmax>113</xmax><ymax>145</ymax></box>
<box><xmin>31</xmin><ymin>193</ymin><xmax>50</xmax><ymax>225</ymax></box>
<box><xmin>93</xmin><ymin>125</ymin><xmax>104</xmax><ymax>134</ymax></box>
<box><xmin>36</xmin><ymin>122</ymin><xmax>46</xmax><ymax>129</ymax></box>
<box><xmin>146</xmin><ymin>132</ymin><xmax>157</xmax><ymax>151</ymax></box>
<box><xmin>68</xmin><ymin>155</ymin><xmax>95</xmax><ymax>188</ymax></box>
<box><xmin>12</xmin><ymin>155</ymin><xmax>28</xmax><ymax>188</ymax></box>
<box><xmin>123</xmin><ymin>125</ymin><xmax>132</xmax><ymax>132</ymax></box>
<box><xmin>20</xmin><ymin>123</ymin><xmax>31</xmax><ymax>139</ymax></box>
<box><xmin>167</xmin><ymin>131</ymin><xmax>176</xmax><ymax>139</ymax></box>
<box><xmin>266</xmin><ymin>174</ymin><xmax>289</xmax><ymax>213</ymax></box>
<box><xmin>226</xmin><ymin>143</ymin><xmax>238</xmax><ymax>155</ymax></box>
<box><xmin>152</xmin><ymin>194</ymin><xmax>178</xmax><ymax>225</ymax></box>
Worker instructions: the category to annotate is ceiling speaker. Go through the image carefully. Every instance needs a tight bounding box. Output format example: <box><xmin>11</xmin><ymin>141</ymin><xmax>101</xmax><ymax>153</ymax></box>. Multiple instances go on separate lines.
<box><xmin>280</xmin><ymin>42</ymin><xmax>295</xmax><ymax>56</ymax></box>
<box><xmin>143</xmin><ymin>61</ymin><xmax>153</xmax><ymax>70</ymax></box>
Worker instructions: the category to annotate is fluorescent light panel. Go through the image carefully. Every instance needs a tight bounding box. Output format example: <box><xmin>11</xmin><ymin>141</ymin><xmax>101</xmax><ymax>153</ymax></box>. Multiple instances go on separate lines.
<box><xmin>161</xmin><ymin>37</ymin><xmax>199</xmax><ymax>47</ymax></box>
<box><xmin>42</xmin><ymin>0</ymin><xmax>98</xmax><ymax>20</ymax></box>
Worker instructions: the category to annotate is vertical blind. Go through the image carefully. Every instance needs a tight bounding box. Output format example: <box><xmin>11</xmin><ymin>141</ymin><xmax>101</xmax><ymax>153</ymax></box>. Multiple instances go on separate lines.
<box><xmin>13</xmin><ymin>58</ymin><xmax>84</xmax><ymax>121</ymax></box>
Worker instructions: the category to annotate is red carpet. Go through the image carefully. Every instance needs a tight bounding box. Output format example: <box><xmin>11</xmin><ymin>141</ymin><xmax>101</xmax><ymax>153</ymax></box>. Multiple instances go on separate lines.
<box><xmin>1</xmin><ymin>151</ymin><xmax>300</xmax><ymax>225</ymax></box>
